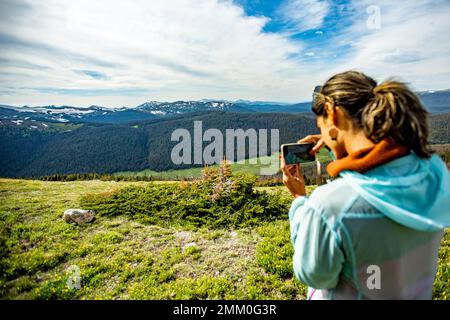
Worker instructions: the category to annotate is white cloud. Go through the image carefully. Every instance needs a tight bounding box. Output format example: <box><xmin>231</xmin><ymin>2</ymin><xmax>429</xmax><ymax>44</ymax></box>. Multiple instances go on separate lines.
<box><xmin>278</xmin><ymin>0</ymin><xmax>330</xmax><ymax>32</ymax></box>
<box><xmin>321</xmin><ymin>0</ymin><xmax>450</xmax><ymax>91</ymax></box>
<box><xmin>0</xmin><ymin>0</ymin><xmax>449</xmax><ymax>107</ymax></box>
<box><xmin>0</xmin><ymin>0</ymin><xmax>311</xmax><ymax>106</ymax></box>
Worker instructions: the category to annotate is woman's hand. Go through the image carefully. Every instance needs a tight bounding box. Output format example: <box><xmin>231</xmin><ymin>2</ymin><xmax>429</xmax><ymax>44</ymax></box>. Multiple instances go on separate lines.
<box><xmin>298</xmin><ymin>134</ymin><xmax>325</xmax><ymax>155</ymax></box>
<box><xmin>280</xmin><ymin>156</ymin><xmax>306</xmax><ymax>198</ymax></box>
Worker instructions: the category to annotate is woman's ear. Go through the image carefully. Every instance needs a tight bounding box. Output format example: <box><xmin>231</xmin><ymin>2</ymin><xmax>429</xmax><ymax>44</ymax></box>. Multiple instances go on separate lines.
<box><xmin>324</xmin><ymin>102</ymin><xmax>338</xmax><ymax>127</ymax></box>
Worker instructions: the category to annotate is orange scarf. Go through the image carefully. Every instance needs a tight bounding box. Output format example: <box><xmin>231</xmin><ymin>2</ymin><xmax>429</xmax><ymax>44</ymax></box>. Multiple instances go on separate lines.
<box><xmin>326</xmin><ymin>137</ymin><xmax>410</xmax><ymax>177</ymax></box>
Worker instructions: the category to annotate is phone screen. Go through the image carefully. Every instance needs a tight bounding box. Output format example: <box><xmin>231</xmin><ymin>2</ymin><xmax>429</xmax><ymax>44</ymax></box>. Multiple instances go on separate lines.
<box><xmin>282</xmin><ymin>143</ymin><xmax>315</xmax><ymax>165</ymax></box>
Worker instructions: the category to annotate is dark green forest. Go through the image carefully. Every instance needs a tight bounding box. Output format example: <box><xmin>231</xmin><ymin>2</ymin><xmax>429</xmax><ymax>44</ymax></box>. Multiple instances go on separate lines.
<box><xmin>0</xmin><ymin>112</ymin><xmax>317</xmax><ymax>177</ymax></box>
<box><xmin>0</xmin><ymin>111</ymin><xmax>449</xmax><ymax>178</ymax></box>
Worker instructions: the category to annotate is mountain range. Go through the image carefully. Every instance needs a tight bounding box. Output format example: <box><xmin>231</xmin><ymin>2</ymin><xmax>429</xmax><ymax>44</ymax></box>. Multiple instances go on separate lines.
<box><xmin>1</xmin><ymin>89</ymin><xmax>449</xmax><ymax>127</ymax></box>
<box><xmin>0</xmin><ymin>100</ymin><xmax>314</xmax><ymax>126</ymax></box>
<box><xmin>0</xmin><ymin>89</ymin><xmax>449</xmax><ymax>178</ymax></box>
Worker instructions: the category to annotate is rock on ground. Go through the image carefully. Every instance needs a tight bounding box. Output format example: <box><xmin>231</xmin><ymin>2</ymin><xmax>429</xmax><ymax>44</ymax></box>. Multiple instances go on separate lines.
<box><xmin>63</xmin><ymin>209</ymin><xmax>95</xmax><ymax>224</ymax></box>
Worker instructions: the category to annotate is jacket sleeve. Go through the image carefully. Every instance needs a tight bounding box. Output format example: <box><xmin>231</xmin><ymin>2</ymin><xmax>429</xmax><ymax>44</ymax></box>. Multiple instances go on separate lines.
<box><xmin>288</xmin><ymin>196</ymin><xmax>345</xmax><ymax>289</ymax></box>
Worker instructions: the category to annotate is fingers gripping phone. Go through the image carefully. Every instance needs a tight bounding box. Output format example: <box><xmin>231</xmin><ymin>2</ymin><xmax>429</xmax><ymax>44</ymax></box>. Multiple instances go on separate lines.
<box><xmin>281</xmin><ymin>143</ymin><xmax>315</xmax><ymax>165</ymax></box>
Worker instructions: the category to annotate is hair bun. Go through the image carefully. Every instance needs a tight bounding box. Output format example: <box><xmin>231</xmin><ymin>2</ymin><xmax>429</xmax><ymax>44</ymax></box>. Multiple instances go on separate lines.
<box><xmin>372</xmin><ymin>81</ymin><xmax>397</xmax><ymax>95</ymax></box>
<box><xmin>372</xmin><ymin>83</ymin><xmax>385</xmax><ymax>95</ymax></box>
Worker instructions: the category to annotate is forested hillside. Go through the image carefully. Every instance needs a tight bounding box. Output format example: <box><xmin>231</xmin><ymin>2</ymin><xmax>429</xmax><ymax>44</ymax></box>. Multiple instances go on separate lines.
<box><xmin>1</xmin><ymin>111</ymin><xmax>449</xmax><ymax>178</ymax></box>
<box><xmin>429</xmin><ymin>112</ymin><xmax>450</xmax><ymax>144</ymax></box>
<box><xmin>0</xmin><ymin>112</ymin><xmax>318</xmax><ymax>177</ymax></box>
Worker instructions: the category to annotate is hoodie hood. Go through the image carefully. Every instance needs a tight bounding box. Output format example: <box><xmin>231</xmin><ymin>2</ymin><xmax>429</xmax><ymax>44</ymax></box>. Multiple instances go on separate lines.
<box><xmin>339</xmin><ymin>152</ymin><xmax>450</xmax><ymax>231</ymax></box>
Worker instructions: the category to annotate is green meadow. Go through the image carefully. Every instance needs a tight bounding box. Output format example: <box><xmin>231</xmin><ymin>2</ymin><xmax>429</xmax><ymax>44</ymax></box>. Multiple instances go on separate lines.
<box><xmin>0</xmin><ymin>178</ymin><xmax>448</xmax><ymax>300</ymax></box>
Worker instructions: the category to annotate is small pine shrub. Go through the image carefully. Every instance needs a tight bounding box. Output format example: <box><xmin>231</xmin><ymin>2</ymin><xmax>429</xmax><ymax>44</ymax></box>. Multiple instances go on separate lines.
<box><xmin>80</xmin><ymin>161</ymin><xmax>290</xmax><ymax>229</ymax></box>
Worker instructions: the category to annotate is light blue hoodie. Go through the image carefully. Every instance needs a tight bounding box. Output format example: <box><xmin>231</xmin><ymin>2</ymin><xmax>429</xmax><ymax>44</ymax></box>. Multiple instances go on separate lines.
<box><xmin>288</xmin><ymin>151</ymin><xmax>450</xmax><ymax>299</ymax></box>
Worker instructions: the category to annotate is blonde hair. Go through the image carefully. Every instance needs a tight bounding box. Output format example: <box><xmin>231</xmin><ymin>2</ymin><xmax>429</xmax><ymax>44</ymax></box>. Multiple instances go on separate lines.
<box><xmin>312</xmin><ymin>71</ymin><xmax>432</xmax><ymax>158</ymax></box>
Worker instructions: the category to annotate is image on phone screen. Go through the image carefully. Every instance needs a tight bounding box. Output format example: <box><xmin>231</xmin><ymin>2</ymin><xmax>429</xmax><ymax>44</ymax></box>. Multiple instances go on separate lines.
<box><xmin>282</xmin><ymin>143</ymin><xmax>315</xmax><ymax>165</ymax></box>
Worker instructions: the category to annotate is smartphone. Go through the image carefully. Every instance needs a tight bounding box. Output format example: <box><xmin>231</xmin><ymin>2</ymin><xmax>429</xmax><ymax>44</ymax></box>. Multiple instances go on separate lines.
<box><xmin>281</xmin><ymin>143</ymin><xmax>315</xmax><ymax>165</ymax></box>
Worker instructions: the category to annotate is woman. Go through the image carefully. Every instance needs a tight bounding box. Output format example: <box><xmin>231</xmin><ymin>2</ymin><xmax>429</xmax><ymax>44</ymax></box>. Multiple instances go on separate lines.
<box><xmin>281</xmin><ymin>71</ymin><xmax>450</xmax><ymax>300</ymax></box>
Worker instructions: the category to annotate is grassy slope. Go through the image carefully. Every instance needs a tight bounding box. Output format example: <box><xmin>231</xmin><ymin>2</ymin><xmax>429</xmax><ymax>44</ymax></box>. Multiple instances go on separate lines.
<box><xmin>113</xmin><ymin>154</ymin><xmax>284</xmax><ymax>179</ymax></box>
<box><xmin>0</xmin><ymin>179</ymin><xmax>448</xmax><ymax>300</ymax></box>
<box><xmin>0</xmin><ymin>179</ymin><xmax>309</xmax><ymax>299</ymax></box>
<box><xmin>113</xmin><ymin>148</ymin><xmax>332</xmax><ymax>179</ymax></box>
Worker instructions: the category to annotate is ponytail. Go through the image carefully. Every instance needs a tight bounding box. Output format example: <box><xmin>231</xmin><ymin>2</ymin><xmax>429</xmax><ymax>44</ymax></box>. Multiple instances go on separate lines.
<box><xmin>363</xmin><ymin>81</ymin><xmax>432</xmax><ymax>157</ymax></box>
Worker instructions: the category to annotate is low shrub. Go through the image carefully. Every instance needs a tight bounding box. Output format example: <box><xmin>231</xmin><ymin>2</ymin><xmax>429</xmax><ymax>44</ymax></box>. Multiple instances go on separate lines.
<box><xmin>256</xmin><ymin>220</ymin><xmax>295</xmax><ymax>278</ymax></box>
<box><xmin>80</xmin><ymin>162</ymin><xmax>290</xmax><ymax>229</ymax></box>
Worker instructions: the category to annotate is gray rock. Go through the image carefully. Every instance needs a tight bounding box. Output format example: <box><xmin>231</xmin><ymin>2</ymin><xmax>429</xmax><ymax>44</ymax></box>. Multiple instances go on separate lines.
<box><xmin>63</xmin><ymin>209</ymin><xmax>95</xmax><ymax>224</ymax></box>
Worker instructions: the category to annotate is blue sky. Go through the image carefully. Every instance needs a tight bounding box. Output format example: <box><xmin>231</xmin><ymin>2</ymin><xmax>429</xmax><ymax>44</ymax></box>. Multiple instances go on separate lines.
<box><xmin>0</xmin><ymin>0</ymin><xmax>450</xmax><ymax>107</ymax></box>
<box><xmin>234</xmin><ymin>0</ymin><xmax>356</xmax><ymax>64</ymax></box>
